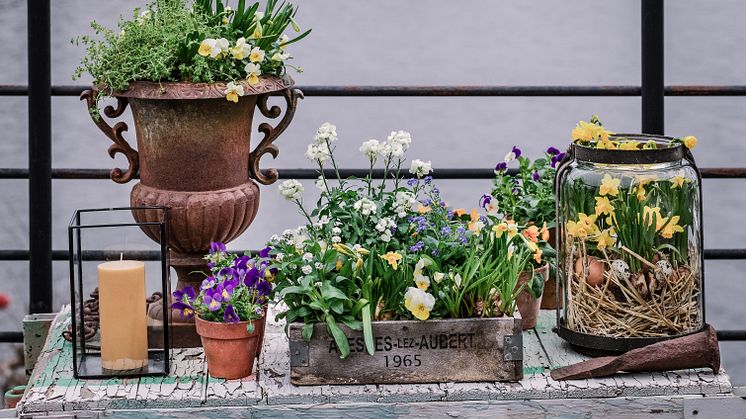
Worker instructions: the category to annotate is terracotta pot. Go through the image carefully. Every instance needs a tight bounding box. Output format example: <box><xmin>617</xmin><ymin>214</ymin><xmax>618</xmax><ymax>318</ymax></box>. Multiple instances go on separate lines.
<box><xmin>540</xmin><ymin>227</ymin><xmax>559</xmax><ymax>310</ymax></box>
<box><xmin>82</xmin><ymin>77</ymin><xmax>302</xmax><ymax>346</ymax></box>
<box><xmin>516</xmin><ymin>264</ymin><xmax>549</xmax><ymax>330</ymax></box>
<box><xmin>4</xmin><ymin>385</ymin><xmax>25</xmax><ymax>409</ymax></box>
<box><xmin>195</xmin><ymin>315</ymin><xmax>266</xmax><ymax>380</ymax></box>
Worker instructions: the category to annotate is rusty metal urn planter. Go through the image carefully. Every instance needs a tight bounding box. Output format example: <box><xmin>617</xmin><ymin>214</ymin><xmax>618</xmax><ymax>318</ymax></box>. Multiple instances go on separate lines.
<box><xmin>82</xmin><ymin>76</ymin><xmax>302</xmax><ymax>345</ymax></box>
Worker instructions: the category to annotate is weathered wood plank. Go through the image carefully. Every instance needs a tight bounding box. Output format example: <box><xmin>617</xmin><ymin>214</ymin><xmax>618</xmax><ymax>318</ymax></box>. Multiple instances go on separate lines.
<box><xmin>133</xmin><ymin>348</ymin><xmax>206</xmax><ymax>409</ymax></box>
<box><xmin>289</xmin><ymin>317</ymin><xmax>522</xmax><ymax>385</ymax></box>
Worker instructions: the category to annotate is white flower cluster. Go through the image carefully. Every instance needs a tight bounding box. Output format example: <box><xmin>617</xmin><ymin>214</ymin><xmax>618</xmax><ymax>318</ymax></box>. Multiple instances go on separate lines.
<box><xmin>331</xmin><ymin>225</ymin><xmax>342</xmax><ymax>243</ymax></box>
<box><xmin>305</xmin><ymin>142</ymin><xmax>331</xmax><ymax>163</ymax></box>
<box><xmin>314</xmin><ymin>122</ymin><xmax>338</xmax><ymax>144</ymax></box>
<box><xmin>278</xmin><ymin>179</ymin><xmax>304</xmax><ymax>201</ymax></box>
<box><xmin>353</xmin><ymin>198</ymin><xmax>377</xmax><ymax>216</ymax></box>
<box><xmin>282</xmin><ymin>226</ymin><xmax>308</xmax><ymax>250</ymax></box>
<box><xmin>359</xmin><ymin>139</ymin><xmax>382</xmax><ymax>161</ymax></box>
<box><xmin>313</xmin><ymin>215</ymin><xmax>331</xmax><ymax>229</ymax></box>
<box><xmin>375</xmin><ymin>130</ymin><xmax>413</xmax><ymax>161</ymax></box>
<box><xmin>394</xmin><ymin>191</ymin><xmax>417</xmax><ymax>218</ymax></box>
<box><xmin>375</xmin><ymin>217</ymin><xmax>396</xmax><ymax>242</ymax></box>
<box><xmin>409</xmin><ymin>159</ymin><xmax>432</xmax><ymax>178</ymax></box>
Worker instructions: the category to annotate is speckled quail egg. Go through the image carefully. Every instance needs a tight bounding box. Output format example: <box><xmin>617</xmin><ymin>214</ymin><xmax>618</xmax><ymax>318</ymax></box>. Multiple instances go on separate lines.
<box><xmin>655</xmin><ymin>259</ymin><xmax>673</xmax><ymax>281</ymax></box>
<box><xmin>610</xmin><ymin>259</ymin><xmax>631</xmax><ymax>281</ymax></box>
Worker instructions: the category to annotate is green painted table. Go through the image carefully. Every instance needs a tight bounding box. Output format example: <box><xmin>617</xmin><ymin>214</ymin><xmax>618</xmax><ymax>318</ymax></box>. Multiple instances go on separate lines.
<box><xmin>15</xmin><ymin>306</ymin><xmax>744</xmax><ymax>418</ymax></box>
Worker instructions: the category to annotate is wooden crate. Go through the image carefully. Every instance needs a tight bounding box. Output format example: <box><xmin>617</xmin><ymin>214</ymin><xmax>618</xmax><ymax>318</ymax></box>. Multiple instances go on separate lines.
<box><xmin>288</xmin><ymin>316</ymin><xmax>523</xmax><ymax>385</ymax></box>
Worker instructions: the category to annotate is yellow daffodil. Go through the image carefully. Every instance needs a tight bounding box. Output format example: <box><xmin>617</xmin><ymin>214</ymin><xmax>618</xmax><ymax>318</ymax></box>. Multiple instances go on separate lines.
<box><xmin>523</xmin><ymin>225</ymin><xmax>540</xmax><ymax>243</ymax></box>
<box><xmin>249</xmin><ymin>46</ymin><xmax>265</xmax><ymax>63</ymax></box>
<box><xmin>682</xmin><ymin>135</ymin><xmax>697</xmax><ymax>149</ymax></box>
<box><xmin>594</xmin><ymin>196</ymin><xmax>615</xmax><ymax>217</ymax></box>
<box><xmin>404</xmin><ymin>287</ymin><xmax>435</xmax><ymax>321</ymax></box>
<box><xmin>533</xmin><ymin>247</ymin><xmax>543</xmax><ymax>264</ymax></box>
<box><xmin>599</xmin><ymin>174</ymin><xmax>621</xmax><ymax>197</ymax></box>
<box><xmin>380</xmin><ymin>251</ymin><xmax>402</xmax><ymax>270</ymax></box>
<box><xmin>566</xmin><ymin>213</ymin><xmax>599</xmax><ymax>238</ymax></box>
<box><xmin>571</xmin><ymin>120</ymin><xmax>599</xmax><ymax>142</ymax></box>
<box><xmin>670</xmin><ymin>175</ymin><xmax>686</xmax><ymax>188</ymax></box>
<box><xmin>414</xmin><ymin>273</ymin><xmax>430</xmax><ymax>290</ymax></box>
<box><xmin>618</xmin><ymin>140</ymin><xmax>640</xmax><ymax>150</ymax></box>
<box><xmin>244</xmin><ymin>62</ymin><xmax>262</xmax><ymax>85</ymax></box>
<box><xmin>596</xmin><ymin>228</ymin><xmax>616</xmax><ymax>251</ymax></box>
<box><xmin>642</xmin><ymin>206</ymin><xmax>664</xmax><ymax>228</ymax></box>
<box><xmin>660</xmin><ymin>216</ymin><xmax>685</xmax><ymax>239</ymax></box>
<box><xmin>540</xmin><ymin>222</ymin><xmax>550</xmax><ymax>242</ymax></box>
<box><xmin>223</xmin><ymin>81</ymin><xmax>244</xmax><ymax>103</ymax></box>
<box><xmin>507</xmin><ymin>221</ymin><xmax>519</xmax><ymax>240</ymax></box>
<box><xmin>492</xmin><ymin>222</ymin><xmax>508</xmax><ymax>238</ymax></box>
<box><xmin>417</xmin><ymin>203</ymin><xmax>431</xmax><ymax>214</ymax></box>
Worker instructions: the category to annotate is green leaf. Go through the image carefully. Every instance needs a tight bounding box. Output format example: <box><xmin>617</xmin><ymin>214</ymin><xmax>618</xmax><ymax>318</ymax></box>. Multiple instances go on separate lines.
<box><xmin>246</xmin><ymin>321</ymin><xmax>255</xmax><ymax>334</ymax></box>
<box><xmin>302</xmin><ymin>322</ymin><xmax>314</xmax><ymax>341</ymax></box>
<box><xmin>330</xmin><ymin>299</ymin><xmax>344</xmax><ymax>314</ymax></box>
<box><xmin>321</xmin><ymin>282</ymin><xmax>348</xmax><ymax>300</ymax></box>
<box><xmin>325</xmin><ymin>315</ymin><xmax>350</xmax><ymax>359</ymax></box>
<box><xmin>340</xmin><ymin>317</ymin><xmax>362</xmax><ymax>330</ymax></box>
<box><xmin>361</xmin><ymin>301</ymin><xmax>375</xmax><ymax>355</ymax></box>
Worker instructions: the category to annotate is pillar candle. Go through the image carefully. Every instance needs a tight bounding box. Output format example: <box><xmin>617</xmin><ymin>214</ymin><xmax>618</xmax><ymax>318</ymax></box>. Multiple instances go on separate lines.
<box><xmin>97</xmin><ymin>260</ymin><xmax>148</xmax><ymax>371</ymax></box>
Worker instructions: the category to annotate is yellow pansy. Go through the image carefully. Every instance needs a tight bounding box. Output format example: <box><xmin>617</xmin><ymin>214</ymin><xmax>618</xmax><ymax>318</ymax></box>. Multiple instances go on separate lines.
<box><xmin>492</xmin><ymin>223</ymin><xmax>508</xmax><ymax>238</ymax></box>
<box><xmin>249</xmin><ymin>46</ymin><xmax>265</xmax><ymax>63</ymax></box>
<box><xmin>682</xmin><ymin>136</ymin><xmax>697</xmax><ymax>149</ymax></box>
<box><xmin>618</xmin><ymin>140</ymin><xmax>640</xmax><ymax>150</ymax></box>
<box><xmin>244</xmin><ymin>63</ymin><xmax>261</xmax><ymax>85</ymax></box>
<box><xmin>660</xmin><ymin>216</ymin><xmax>685</xmax><ymax>239</ymax></box>
<box><xmin>414</xmin><ymin>273</ymin><xmax>430</xmax><ymax>290</ymax></box>
<box><xmin>599</xmin><ymin>174</ymin><xmax>621</xmax><ymax>197</ymax></box>
<box><xmin>223</xmin><ymin>81</ymin><xmax>244</xmax><ymax>103</ymax></box>
<box><xmin>594</xmin><ymin>196</ymin><xmax>615</xmax><ymax>217</ymax></box>
<box><xmin>596</xmin><ymin>228</ymin><xmax>616</xmax><ymax>251</ymax></box>
<box><xmin>230</xmin><ymin>37</ymin><xmax>251</xmax><ymax>60</ymax></box>
<box><xmin>404</xmin><ymin>287</ymin><xmax>435</xmax><ymax>321</ymax></box>
<box><xmin>670</xmin><ymin>175</ymin><xmax>686</xmax><ymax>188</ymax></box>
<box><xmin>380</xmin><ymin>252</ymin><xmax>403</xmax><ymax>270</ymax></box>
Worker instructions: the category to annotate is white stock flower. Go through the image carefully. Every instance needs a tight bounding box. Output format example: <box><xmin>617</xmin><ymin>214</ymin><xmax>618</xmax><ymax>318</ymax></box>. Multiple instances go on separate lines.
<box><xmin>332</xmin><ymin>226</ymin><xmax>342</xmax><ymax>235</ymax></box>
<box><xmin>276</xmin><ymin>253</ymin><xmax>284</xmax><ymax>261</ymax></box>
<box><xmin>380</xmin><ymin>230</ymin><xmax>392</xmax><ymax>242</ymax></box>
<box><xmin>353</xmin><ymin>198</ymin><xmax>377</xmax><ymax>216</ymax></box>
<box><xmin>359</xmin><ymin>139</ymin><xmax>381</xmax><ymax>161</ymax></box>
<box><xmin>314</xmin><ymin>123</ymin><xmax>338</xmax><ymax>144</ymax></box>
<box><xmin>278</xmin><ymin>179</ymin><xmax>304</xmax><ymax>201</ymax></box>
<box><xmin>331</xmin><ymin>236</ymin><xmax>342</xmax><ymax>243</ymax></box>
<box><xmin>375</xmin><ymin>217</ymin><xmax>394</xmax><ymax>233</ymax></box>
<box><xmin>305</xmin><ymin>142</ymin><xmax>331</xmax><ymax>163</ymax></box>
<box><xmin>302</xmin><ymin>252</ymin><xmax>313</xmax><ymax>262</ymax></box>
<box><xmin>314</xmin><ymin>262</ymin><xmax>324</xmax><ymax>270</ymax></box>
<box><xmin>409</xmin><ymin>159</ymin><xmax>432</xmax><ymax>178</ymax></box>
<box><xmin>387</xmin><ymin>130</ymin><xmax>412</xmax><ymax>151</ymax></box>
<box><xmin>301</xmin><ymin>265</ymin><xmax>312</xmax><ymax>275</ymax></box>
<box><xmin>315</xmin><ymin>175</ymin><xmax>325</xmax><ymax>191</ymax></box>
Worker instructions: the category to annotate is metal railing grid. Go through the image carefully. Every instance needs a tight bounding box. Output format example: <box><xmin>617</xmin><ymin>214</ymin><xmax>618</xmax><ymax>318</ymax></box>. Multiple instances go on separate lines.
<box><xmin>1</xmin><ymin>0</ymin><xmax>746</xmax><ymax>344</ymax></box>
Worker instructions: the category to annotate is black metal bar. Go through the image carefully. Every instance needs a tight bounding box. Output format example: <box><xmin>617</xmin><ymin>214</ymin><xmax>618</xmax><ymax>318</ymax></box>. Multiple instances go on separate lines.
<box><xmin>4</xmin><ymin>84</ymin><xmax>746</xmax><ymax>97</ymax></box>
<box><xmin>0</xmin><ymin>331</ymin><xmax>23</xmax><ymax>343</ymax></box>
<box><xmin>1</xmin><ymin>167</ymin><xmax>746</xmax><ymax>180</ymax></box>
<box><xmin>641</xmin><ymin>0</ymin><xmax>664</xmax><ymax>134</ymax></box>
<box><xmin>27</xmin><ymin>0</ymin><xmax>53</xmax><ymax>314</ymax></box>
<box><xmin>717</xmin><ymin>331</ymin><xmax>746</xmax><ymax>341</ymax></box>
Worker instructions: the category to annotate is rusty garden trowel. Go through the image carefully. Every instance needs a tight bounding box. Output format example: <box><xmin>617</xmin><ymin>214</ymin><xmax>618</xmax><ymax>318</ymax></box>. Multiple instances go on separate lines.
<box><xmin>551</xmin><ymin>325</ymin><xmax>720</xmax><ymax>381</ymax></box>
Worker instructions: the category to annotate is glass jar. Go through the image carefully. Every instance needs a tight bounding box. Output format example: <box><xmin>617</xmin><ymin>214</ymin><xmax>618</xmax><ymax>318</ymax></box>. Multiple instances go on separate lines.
<box><xmin>555</xmin><ymin>134</ymin><xmax>704</xmax><ymax>354</ymax></box>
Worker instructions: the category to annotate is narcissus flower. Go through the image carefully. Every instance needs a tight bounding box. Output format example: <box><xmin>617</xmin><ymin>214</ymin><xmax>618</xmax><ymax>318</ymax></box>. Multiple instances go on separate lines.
<box><xmin>380</xmin><ymin>251</ymin><xmax>403</xmax><ymax>270</ymax></box>
<box><xmin>682</xmin><ymin>135</ymin><xmax>697</xmax><ymax>149</ymax></box>
<box><xmin>618</xmin><ymin>140</ymin><xmax>640</xmax><ymax>150</ymax></box>
<box><xmin>566</xmin><ymin>213</ymin><xmax>599</xmax><ymax>238</ymax></box>
<box><xmin>599</xmin><ymin>174</ymin><xmax>621</xmax><ymax>197</ymax></box>
<box><xmin>278</xmin><ymin>34</ymin><xmax>289</xmax><ymax>50</ymax></box>
<box><xmin>596</xmin><ymin>228</ymin><xmax>616</xmax><ymax>251</ymax></box>
<box><xmin>404</xmin><ymin>287</ymin><xmax>435</xmax><ymax>321</ymax></box>
<box><xmin>223</xmin><ymin>81</ymin><xmax>244</xmax><ymax>103</ymax></box>
<box><xmin>660</xmin><ymin>215</ymin><xmax>685</xmax><ymax>239</ymax></box>
<box><xmin>670</xmin><ymin>175</ymin><xmax>686</xmax><ymax>188</ymax></box>
<box><xmin>540</xmin><ymin>222</ymin><xmax>550</xmax><ymax>242</ymax></box>
<box><xmin>244</xmin><ymin>63</ymin><xmax>262</xmax><ymax>85</ymax></box>
<box><xmin>492</xmin><ymin>222</ymin><xmax>509</xmax><ymax>238</ymax></box>
<box><xmin>523</xmin><ymin>225</ymin><xmax>540</xmax><ymax>243</ymax></box>
<box><xmin>594</xmin><ymin>196</ymin><xmax>615</xmax><ymax>217</ymax></box>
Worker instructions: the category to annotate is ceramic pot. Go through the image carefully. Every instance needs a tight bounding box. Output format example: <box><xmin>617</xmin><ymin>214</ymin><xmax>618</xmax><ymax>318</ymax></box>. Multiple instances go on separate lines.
<box><xmin>195</xmin><ymin>315</ymin><xmax>266</xmax><ymax>380</ymax></box>
<box><xmin>516</xmin><ymin>264</ymin><xmax>549</xmax><ymax>330</ymax></box>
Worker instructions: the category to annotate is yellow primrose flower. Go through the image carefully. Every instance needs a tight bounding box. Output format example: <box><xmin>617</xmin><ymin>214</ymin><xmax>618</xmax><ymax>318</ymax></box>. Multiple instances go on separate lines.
<box><xmin>249</xmin><ymin>46</ymin><xmax>265</xmax><ymax>63</ymax></box>
<box><xmin>523</xmin><ymin>225</ymin><xmax>540</xmax><ymax>243</ymax></box>
<box><xmin>404</xmin><ymin>287</ymin><xmax>435</xmax><ymax>321</ymax></box>
<box><xmin>670</xmin><ymin>175</ymin><xmax>686</xmax><ymax>188</ymax></box>
<box><xmin>618</xmin><ymin>140</ymin><xmax>640</xmax><ymax>150</ymax></box>
<box><xmin>380</xmin><ymin>251</ymin><xmax>402</xmax><ymax>270</ymax></box>
<box><xmin>599</xmin><ymin>174</ymin><xmax>621</xmax><ymax>197</ymax></box>
<box><xmin>223</xmin><ymin>81</ymin><xmax>244</xmax><ymax>103</ymax></box>
<box><xmin>660</xmin><ymin>216</ymin><xmax>685</xmax><ymax>239</ymax></box>
<box><xmin>414</xmin><ymin>273</ymin><xmax>430</xmax><ymax>290</ymax></box>
<box><xmin>244</xmin><ymin>62</ymin><xmax>262</xmax><ymax>85</ymax></box>
<box><xmin>596</xmin><ymin>228</ymin><xmax>616</xmax><ymax>251</ymax></box>
<box><xmin>417</xmin><ymin>203</ymin><xmax>431</xmax><ymax>214</ymax></box>
<box><xmin>682</xmin><ymin>135</ymin><xmax>697</xmax><ymax>149</ymax></box>
<box><xmin>594</xmin><ymin>196</ymin><xmax>615</xmax><ymax>217</ymax></box>
<box><xmin>492</xmin><ymin>223</ymin><xmax>508</xmax><ymax>238</ymax></box>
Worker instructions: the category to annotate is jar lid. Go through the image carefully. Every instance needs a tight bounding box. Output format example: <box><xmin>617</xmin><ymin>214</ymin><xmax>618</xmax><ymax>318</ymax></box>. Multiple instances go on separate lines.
<box><xmin>573</xmin><ymin>134</ymin><xmax>685</xmax><ymax>164</ymax></box>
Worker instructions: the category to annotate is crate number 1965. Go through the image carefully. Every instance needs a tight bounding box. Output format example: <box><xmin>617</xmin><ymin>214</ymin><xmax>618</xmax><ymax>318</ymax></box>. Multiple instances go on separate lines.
<box><xmin>384</xmin><ymin>354</ymin><xmax>422</xmax><ymax>368</ymax></box>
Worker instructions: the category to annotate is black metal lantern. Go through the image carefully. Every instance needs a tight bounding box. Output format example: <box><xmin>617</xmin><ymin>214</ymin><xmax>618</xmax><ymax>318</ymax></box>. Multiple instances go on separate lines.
<box><xmin>68</xmin><ymin>207</ymin><xmax>171</xmax><ymax>378</ymax></box>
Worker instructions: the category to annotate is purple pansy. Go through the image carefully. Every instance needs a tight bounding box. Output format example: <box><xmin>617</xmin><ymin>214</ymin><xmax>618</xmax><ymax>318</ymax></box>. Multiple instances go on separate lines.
<box><xmin>234</xmin><ymin>255</ymin><xmax>250</xmax><ymax>271</ymax></box>
<box><xmin>203</xmin><ymin>288</ymin><xmax>223</xmax><ymax>312</ymax></box>
<box><xmin>171</xmin><ymin>301</ymin><xmax>195</xmax><ymax>320</ymax></box>
<box><xmin>532</xmin><ymin>171</ymin><xmax>541</xmax><ymax>181</ymax></box>
<box><xmin>479</xmin><ymin>194</ymin><xmax>492</xmax><ymax>209</ymax></box>
<box><xmin>200</xmin><ymin>276</ymin><xmax>216</xmax><ymax>290</ymax></box>
<box><xmin>410</xmin><ymin>241</ymin><xmax>424</xmax><ymax>252</ymax></box>
<box><xmin>172</xmin><ymin>286</ymin><xmax>196</xmax><ymax>303</ymax></box>
<box><xmin>512</xmin><ymin>146</ymin><xmax>522</xmax><ymax>158</ymax></box>
<box><xmin>546</xmin><ymin>146</ymin><xmax>561</xmax><ymax>156</ymax></box>
<box><xmin>256</xmin><ymin>280</ymin><xmax>272</xmax><ymax>297</ymax></box>
<box><xmin>223</xmin><ymin>304</ymin><xmax>240</xmax><ymax>323</ymax></box>
<box><xmin>244</xmin><ymin>266</ymin><xmax>261</xmax><ymax>288</ymax></box>
<box><xmin>259</xmin><ymin>246</ymin><xmax>272</xmax><ymax>258</ymax></box>
<box><xmin>550</xmin><ymin>152</ymin><xmax>566</xmax><ymax>168</ymax></box>
<box><xmin>210</xmin><ymin>241</ymin><xmax>226</xmax><ymax>254</ymax></box>
<box><xmin>494</xmin><ymin>161</ymin><xmax>508</xmax><ymax>173</ymax></box>
<box><xmin>216</xmin><ymin>282</ymin><xmax>235</xmax><ymax>301</ymax></box>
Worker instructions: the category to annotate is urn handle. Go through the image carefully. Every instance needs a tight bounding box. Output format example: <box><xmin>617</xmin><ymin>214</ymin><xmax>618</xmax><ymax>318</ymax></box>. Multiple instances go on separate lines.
<box><xmin>80</xmin><ymin>90</ymin><xmax>139</xmax><ymax>184</ymax></box>
<box><xmin>249</xmin><ymin>88</ymin><xmax>304</xmax><ymax>185</ymax></box>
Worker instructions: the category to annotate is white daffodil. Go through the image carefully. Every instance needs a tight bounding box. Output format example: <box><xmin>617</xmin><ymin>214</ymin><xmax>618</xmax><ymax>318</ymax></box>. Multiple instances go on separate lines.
<box><xmin>409</xmin><ymin>159</ymin><xmax>433</xmax><ymax>178</ymax></box>
<box><xmin>250</xmin><ymin>13</ymin><xmax>264</xmax><ymax>39</ymax></box>
<box><xmin>278</xmin><ymin>179</ymin><xmax>304</xmax><ymax>201</ymax></box>
<box><xmin>223</xmin><ymin>81</ymin><xmax>245</xmax><ymax>103</ymax></box>
<box><xmin>244</xmin><ymin>62</ymin><xmax>262</xmax><ymax>85</ymax></box>
<box><xmin>453</xmin><ymin>273</ymin><xmax>463</xmax><ymax>288</ymax></box>
<box><xmin>230</xmin><ymin>37</ymin><xmax>251</xmax><ymax>60</ymax></box>
<box><xmin>359</xmin><ymin>139</ymin><xmax>381</xmax><ymax>161</ymax></box>
<box><xmin>249</xmin><ymin>46</ymin><xmax>265</xmax><ymax>63</ymax></box>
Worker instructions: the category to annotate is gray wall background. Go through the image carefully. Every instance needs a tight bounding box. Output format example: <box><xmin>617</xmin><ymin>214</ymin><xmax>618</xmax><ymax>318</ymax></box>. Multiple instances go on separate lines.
<box><xmin>0</xmin><ymin>0</ymin><xmax>745</xmax><ymax>384</ymax></box>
